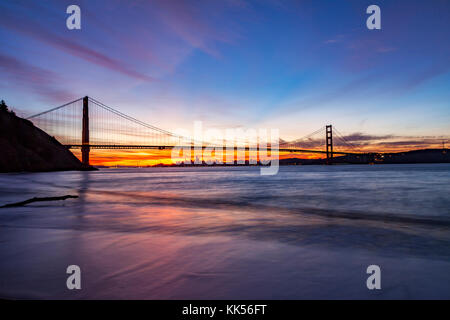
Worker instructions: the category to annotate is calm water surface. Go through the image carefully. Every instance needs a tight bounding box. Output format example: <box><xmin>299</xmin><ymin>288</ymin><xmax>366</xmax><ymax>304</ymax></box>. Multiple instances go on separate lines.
<box><xmin>0</xmin><ymin>164</ymin><xmax>449</xmax><ymax>299</ymax></box>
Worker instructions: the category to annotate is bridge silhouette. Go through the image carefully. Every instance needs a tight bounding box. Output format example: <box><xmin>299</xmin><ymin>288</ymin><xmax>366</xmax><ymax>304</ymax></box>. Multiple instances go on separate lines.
<box><xmin>27</xmin><ymin>96</ymin><xmax>370</xmax><ymax>166</ymax></box>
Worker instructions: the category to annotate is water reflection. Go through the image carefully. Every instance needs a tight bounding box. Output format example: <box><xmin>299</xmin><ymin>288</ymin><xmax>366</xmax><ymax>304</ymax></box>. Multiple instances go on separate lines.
<box><xmin>0</xmin><ymin>164</ymin><xmax>450</xmax><ymax>299</ymax></box>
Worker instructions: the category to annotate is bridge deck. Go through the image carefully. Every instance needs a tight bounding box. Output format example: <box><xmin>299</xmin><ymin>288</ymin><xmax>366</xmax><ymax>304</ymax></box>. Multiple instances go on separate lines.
<box><xmin>65</xmin><ymin>145</ymin><xmax>366</xmax><ymax>156</ymax></box>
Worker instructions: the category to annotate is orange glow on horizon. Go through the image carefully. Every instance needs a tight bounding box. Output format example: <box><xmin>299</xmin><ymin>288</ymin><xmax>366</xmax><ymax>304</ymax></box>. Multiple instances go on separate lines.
<box><xmin>71</xmin><ymin>142</ymin><xmax>443</xmax><ymax>167</ymax></box>
<box><xmin>72</xmin><ymin>149</ymin><xmax>327</xmax><ymax>166</ymax></box>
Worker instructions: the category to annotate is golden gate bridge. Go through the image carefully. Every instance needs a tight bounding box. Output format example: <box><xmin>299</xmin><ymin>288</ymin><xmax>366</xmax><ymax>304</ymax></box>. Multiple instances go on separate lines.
<box><xmin>27</xmin><ymin>96</ymin><xmax>370</xmax><ymax>166</ymax></box>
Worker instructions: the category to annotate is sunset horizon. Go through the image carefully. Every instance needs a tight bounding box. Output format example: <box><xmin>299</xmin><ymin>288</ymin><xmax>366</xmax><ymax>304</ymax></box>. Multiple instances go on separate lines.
<box><xmin>1</xmin><ymin>0</ymin><xmax>450</xmax><ymax>306</ymax></box>
<box><xmin>1</xmin><ymin>0</ymin><xmax>449</xmax><ymax>167</ymax></box>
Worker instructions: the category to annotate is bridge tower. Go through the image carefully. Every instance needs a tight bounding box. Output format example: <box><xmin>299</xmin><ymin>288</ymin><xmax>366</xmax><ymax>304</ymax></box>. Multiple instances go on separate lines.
<box><xmin>82</xmin><ymin>96</ymin><xmax>90</xmax><ymax>166</ymax></box>
<box><xmin>326</xmin><ymin>125</ymin><xmax>333</xmax><ymax>165</ymax></box>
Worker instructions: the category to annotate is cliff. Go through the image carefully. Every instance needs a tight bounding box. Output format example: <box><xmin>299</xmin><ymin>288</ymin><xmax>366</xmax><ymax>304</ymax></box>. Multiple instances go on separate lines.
<box><xmin>0</xmin><ymin>102</ymin><xmax>95</xmax><ymax>172</ymax></box>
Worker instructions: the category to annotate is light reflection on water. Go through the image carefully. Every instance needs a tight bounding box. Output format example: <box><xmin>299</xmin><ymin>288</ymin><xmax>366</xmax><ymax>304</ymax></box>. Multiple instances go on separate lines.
<box><xmin>0</xmin><ymin>164</ymin><xmax>449</xmax><ymax>299</ymax></box>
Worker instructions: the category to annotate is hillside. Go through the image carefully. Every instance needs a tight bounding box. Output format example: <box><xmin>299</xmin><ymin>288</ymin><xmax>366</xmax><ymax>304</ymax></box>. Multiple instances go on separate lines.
<box><xmin>0</xmin><ymin>101</ymin><xmax>95</xmax><ymax>172</ymax></box>
<box><xmin>279</xmin><ymin>149</ymin><xmax>450</xmax><ymax>165</ymax></box>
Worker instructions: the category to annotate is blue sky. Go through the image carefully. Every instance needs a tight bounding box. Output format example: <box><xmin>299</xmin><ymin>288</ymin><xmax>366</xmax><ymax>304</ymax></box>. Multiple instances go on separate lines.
<box><xmin>0</xmin><ymin>0</ymin><xmax>449</xmax><ymax>148</ymax></box>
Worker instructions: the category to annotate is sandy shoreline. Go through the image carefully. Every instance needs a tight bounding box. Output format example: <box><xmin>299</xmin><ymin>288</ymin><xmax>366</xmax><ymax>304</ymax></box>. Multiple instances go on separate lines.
<box><xmin>1</xmin><ymin>220</ymin><xmax>450</xmax><ymax>299</ymax></box>
<box><xmin>1</xmin><ymin>166</ymin><xmax>450</xmax><ymax>299</ymax></box>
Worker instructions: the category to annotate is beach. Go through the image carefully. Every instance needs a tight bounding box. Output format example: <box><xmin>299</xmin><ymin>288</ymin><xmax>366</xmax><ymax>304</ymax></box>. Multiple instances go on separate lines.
<box><xmin>1</xmin><ymin>164</ymin><xmax>449</xmax><ymax>299</ymax></box>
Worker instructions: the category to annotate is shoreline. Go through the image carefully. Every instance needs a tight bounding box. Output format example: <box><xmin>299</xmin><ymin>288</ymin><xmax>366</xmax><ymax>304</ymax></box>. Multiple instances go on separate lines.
<box><xmin>1</xmin><ymin>164</ymin><xmax>449</xmax><ymax>299</ymax></box>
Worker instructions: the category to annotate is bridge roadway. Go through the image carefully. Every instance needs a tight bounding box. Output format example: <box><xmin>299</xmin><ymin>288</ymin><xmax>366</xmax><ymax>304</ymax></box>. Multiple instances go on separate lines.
<box><xmin>65</xmin><ymin>145</ymin><xmax>366</xmax><ymax>156</ymax></box>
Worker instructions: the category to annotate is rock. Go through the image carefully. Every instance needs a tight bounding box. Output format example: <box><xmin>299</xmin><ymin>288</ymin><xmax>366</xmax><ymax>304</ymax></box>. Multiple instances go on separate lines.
<box><xmin>0</xmin><ymin>106</ymin><xmax>96</xmax><ymax>172</ymax></box>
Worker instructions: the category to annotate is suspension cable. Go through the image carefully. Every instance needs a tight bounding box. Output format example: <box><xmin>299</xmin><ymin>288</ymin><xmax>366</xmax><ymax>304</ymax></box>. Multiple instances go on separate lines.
<box><xmin>26</xmin><ymin>97</ymin><xmax>83</xmax><ymax>119</ymax></box>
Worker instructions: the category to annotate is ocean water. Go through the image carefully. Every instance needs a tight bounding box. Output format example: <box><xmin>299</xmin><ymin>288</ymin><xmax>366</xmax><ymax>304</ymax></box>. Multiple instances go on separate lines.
<box><xmin>0</xmin><ymin>164</ymin><xmax>449</xmax><ymax>299</ymax></box>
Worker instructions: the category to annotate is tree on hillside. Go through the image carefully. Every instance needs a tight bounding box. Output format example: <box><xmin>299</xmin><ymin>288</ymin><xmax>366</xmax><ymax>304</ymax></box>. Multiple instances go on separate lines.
<box><xmin>0</xmin><ymin>100</ymin><xmax>8</xmax><ymax>112</ymax></box>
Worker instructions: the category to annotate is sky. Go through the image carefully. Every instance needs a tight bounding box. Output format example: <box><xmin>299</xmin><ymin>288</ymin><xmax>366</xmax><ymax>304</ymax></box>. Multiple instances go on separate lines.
<box><xmin>1</xmin><ymin>0</ymin><xmax>449</xmax><ymax>164</ymax></box>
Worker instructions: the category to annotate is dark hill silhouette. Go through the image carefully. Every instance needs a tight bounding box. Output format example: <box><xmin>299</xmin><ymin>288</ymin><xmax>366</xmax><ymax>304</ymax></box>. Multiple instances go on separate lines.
<box><xmin>279</xmin><ymin>149</ymin><xmax>450</xmax><ymax>165</ymax></box>
<box><xmin>0</xmin><ymin>100</ymin><xmax>95</xmax><ymax>172</ymax></box>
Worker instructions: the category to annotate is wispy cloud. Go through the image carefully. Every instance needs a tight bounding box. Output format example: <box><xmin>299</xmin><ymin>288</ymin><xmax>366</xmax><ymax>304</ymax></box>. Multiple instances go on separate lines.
<box><xmin>0</xmin><ymin>53</ymin><xmax>74</xmax><ymax>102</ymax></box>
<box><xmin>340</xmin><ymin>133</ymin><xmax>396</xmax><ymax>142</ymax></box>
<box><xmin>153</xmin><ymin>0</ymin><xmax>243</xmax><ymax>58</ymax></box>
<box><xmin>401</xmin><ymin>59</ymin><xmax>450</xmax><ymax>91</ymax></box>
<box><xmin>0</xmin><ymin>13</ymin><xmax>155</xmax><ymax>82</ymax></box>
<box><xmin>282</xmin><ymin>132</ymin><xmax>448</xmax><ymax>152</ymax></box>
<box><xmin>376</xmin><ymin>47</ymin><xmax>397</xmax><ymax>53</ymax></box>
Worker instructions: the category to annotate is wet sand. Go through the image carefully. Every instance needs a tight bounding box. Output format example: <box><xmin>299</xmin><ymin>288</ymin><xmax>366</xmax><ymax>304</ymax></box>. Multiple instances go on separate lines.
<box><xmin>1</xmin><ymin>165</ymin><xmax>450</xmax><ymax>299</ymax></box>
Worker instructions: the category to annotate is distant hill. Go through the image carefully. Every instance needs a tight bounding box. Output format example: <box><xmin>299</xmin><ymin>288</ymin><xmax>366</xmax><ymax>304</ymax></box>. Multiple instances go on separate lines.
<box><xmin>280</xmin><ymin>149</ymin><xmax>450</xmax><ymax>165</ymax></box>
<box><xmin>375</xmin><ymin>149</ymin><xmax>450</xmax><ymax>164</ymax></box>
<box><xmin>0</xmin><ymin>101</ymin><xmax>95</xmax><ymax>173</ymax></box>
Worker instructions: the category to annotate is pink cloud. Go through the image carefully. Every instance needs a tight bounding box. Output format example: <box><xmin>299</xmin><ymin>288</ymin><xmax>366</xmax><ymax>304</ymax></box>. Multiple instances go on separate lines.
<box><xmin>153</xmin><ymin>0</ymin><xmax>242</xmax><ymax>58</ymax></box>
<box><xmin>0</xmin><ymin>15</ymin><xmax>155</xmax><ymax>82</ymax></box>
<box><xmin>0</xmin><ymin>53</ymin><xmax>74</xmax><ymax>102</ymax></box>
